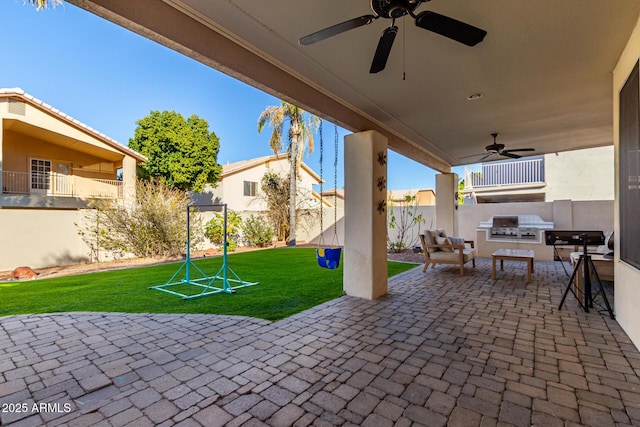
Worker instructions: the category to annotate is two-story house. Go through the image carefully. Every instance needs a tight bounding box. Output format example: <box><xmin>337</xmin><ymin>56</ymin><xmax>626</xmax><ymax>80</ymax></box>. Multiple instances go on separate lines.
<box><xmin>461</xmin><ymin>146</ymin><xmax>614</xmax><ymax>203</ymax></box>
<box><xmin>193</xmin><ymin>154</ymin><xmax>326</xmax><ymax>243</ymax></box>
<box><xmin>0</xmin><ymin>88</ymin><xmax>146</xmax><ymax>271</ymax></box>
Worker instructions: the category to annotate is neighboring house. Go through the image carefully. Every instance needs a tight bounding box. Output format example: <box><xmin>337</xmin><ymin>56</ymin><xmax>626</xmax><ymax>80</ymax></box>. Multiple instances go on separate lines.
<box><xmin>388</xmin><ymin>188</ymin><xmax>436</xmax><ymax>206</ymax></box>
<box><xmin>0</xmin><ymin>88</ymin><xmax>146</xmax><ymax>271</ymax></box>
<box><xmin>461</xmin><ymin>146</ymin><xmax>614</xmax><ymax>203</ymax></box>
<box><xmin>193</xmin><ymin>154</ymin><xmax>327</xmax><ymax>243</ymax></box>
<box><xmin>193</xmin><ymin>155</ymin><xmax>321</xmax><ymax>213</ymax></box>
<box><xmin>319</xmin><ymin>189</ymin><xmax>344</xmax><ymax>210</ymax></box>
<box><xmin>195</xmin><ymin>154</ymin><xmax>323</xmax><ymax>212</ymax></box>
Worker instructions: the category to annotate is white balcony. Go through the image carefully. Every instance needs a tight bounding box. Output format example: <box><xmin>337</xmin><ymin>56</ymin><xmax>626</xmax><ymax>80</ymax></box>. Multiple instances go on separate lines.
<box><xmin>2</xmin><ymin>170</ymin><xmax>123</xmax><ymax>199</ymax></box>
<box><xmin>464</xmin><ymin>158</ymin><xmax>545</xmax><ymax>189</ymax></box>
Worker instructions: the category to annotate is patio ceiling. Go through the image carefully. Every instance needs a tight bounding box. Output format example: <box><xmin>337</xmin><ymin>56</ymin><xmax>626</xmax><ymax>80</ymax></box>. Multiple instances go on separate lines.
<box><xmin>71</xmin><ymin>0</ymin><xmax>640</xmax><ymax>171</ymax></box>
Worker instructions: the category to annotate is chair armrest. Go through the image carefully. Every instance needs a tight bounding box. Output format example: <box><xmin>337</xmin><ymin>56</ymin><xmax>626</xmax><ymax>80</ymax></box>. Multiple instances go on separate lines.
<box><xmin>465</xmin><ymin>240</ymin><xmax>475</xmax><ymax>249</ymax></box>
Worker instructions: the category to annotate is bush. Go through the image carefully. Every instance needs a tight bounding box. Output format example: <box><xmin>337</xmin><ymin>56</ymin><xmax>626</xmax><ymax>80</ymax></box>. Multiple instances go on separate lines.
<box><xmin>204</xmin><ymin>209</ymin><xmax>242</xmax><ymax>251</ymax></box>
<box><xmin>242</xmin><ymin>215</ymin><xmax>275</xmax><ymax>247</ymax></box>
<box><xmin>77</xmin><ymin>178</ymin><xmax>202</xmax><ymax>260</ymax></box>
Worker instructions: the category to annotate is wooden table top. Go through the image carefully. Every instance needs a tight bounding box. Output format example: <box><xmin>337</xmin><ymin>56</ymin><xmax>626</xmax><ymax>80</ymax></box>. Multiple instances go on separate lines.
<box><xmin>492</xmin><ymin>249</ymin><xmax>535</xmax><ymax>259</ymax></box>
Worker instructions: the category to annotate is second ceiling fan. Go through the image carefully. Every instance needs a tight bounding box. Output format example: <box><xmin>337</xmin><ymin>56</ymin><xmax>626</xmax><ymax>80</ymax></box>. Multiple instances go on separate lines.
<box><xmin>464</xmin><ymin>133</ymin><xmax>536</xmax><ymax>162</ymax></box>
<box><xmin>299</xmin><ymin>0</ymin><xmax>487</xmax><ymax>73</ymax></box>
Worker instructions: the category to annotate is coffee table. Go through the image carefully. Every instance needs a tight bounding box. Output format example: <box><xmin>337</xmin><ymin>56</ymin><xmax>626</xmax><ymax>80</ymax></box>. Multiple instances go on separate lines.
<box><xmin>492</xmin><ymin>249</ymin><xmax>535</xmax><ymax>283</ymax></box>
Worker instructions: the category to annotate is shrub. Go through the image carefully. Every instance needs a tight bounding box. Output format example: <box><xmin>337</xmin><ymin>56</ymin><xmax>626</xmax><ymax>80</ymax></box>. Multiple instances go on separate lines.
<box><xmin>387</xmin><ymin>193</ymin><xmax>425</xmax><ymax>252</ymax></box>
<box><xmin>204</xmin><ymin>209</ymin><xmax>242</xmax><ymax>251</ymax></box>
<box><xmin>242</xmin><ymin>215</ymin><xmax>275</xmax><ymax>247</ymax></box>
<box><xmin>76</xmin><ymin>178</ymin><xmax>202</xmax><ymax>260</ymax></box>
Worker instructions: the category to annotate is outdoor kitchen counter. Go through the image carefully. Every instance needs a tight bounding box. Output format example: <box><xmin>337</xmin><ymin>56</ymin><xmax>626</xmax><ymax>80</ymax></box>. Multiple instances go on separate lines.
<box><xmin>476</xmin><ymin>215</ymin><xmax>555</xmax><ymax>261</ymax></box>
<box><xmin>476</xmin><ymin>229</ymin><xmax>555</xmax><ymax>261</ymax></box>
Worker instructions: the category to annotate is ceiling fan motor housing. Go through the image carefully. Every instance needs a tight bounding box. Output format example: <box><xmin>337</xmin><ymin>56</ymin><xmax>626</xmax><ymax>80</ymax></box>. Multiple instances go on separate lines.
<box><xmin>371</xmin><ymin>0</ymin><xmax>420</xmax><ymax>19</ymax></box>
<box><xmin>486</xmin><ymin>143</ymin><xmax>505</xmax><ymax>153</ymax></box>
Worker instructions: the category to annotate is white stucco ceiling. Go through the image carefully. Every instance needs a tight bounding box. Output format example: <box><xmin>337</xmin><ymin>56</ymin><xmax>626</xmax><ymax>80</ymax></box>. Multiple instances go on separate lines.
<box><xmin>73</xmin><ymin>0</ymin><xmax>640</xmax><ymax>170</ymax></box>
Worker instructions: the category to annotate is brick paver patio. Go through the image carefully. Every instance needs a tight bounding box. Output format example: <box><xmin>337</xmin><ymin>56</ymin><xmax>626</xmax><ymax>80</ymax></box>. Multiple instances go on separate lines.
<box><xmin>1</xmin><ymin>258</ymin><xmax>639</xmax><ymax>426</ymax></box>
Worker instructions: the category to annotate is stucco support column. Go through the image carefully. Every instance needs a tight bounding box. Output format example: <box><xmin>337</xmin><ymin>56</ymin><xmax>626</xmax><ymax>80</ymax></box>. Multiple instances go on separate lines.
<box><xmin>344</xmin><ymin>130</ymin><xmax>388</xmax><ymax>299</ymax></box>
<box><xmin>436</xmin><ymin>173</ymin><xmax>459</xmax><ymax>235</ymax></box>
<box><xmin>122</xmin><ymin>155</ymin><xmax>136</xmax><ymax>205</ymax></box>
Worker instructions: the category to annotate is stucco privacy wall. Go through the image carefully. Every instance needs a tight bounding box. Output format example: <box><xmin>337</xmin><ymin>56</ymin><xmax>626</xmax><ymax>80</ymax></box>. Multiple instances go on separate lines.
<box><xmin>388</xmin><ymin>201</ymin><xmax>612</xmax><ymax>251</ymax></box>
<box><xmin>0</xmin><ymin>209</ymin><xmax>89</xmax><ymax>271</ymax></box>
<box><xmin>456</xmin><ymin>200</ymin><xmax>614</xmax><ymax>243</ymax></box>
<box><xmin>613</xmin><ymin>13</ymin><xmax>640</xmax><ymax>350</ymax></box>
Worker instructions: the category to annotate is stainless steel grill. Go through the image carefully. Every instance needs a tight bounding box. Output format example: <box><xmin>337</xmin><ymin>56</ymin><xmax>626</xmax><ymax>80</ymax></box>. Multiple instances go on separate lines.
<box><xmin>479</xmin><ymin>215</ymin><xmax>553</xmax><ymax>243</ymax></box>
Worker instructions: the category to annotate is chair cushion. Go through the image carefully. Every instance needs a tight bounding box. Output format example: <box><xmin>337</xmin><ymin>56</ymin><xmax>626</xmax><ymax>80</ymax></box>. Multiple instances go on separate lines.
<box><xmin>435</xmin><ymin>236</ymin><xmax>454</xmax><ymax>252</ymax></box>
<box><xmin>449</xmin><ymin>236</ymin><xmax>465</xmax><ymax>246</ymax></box>
<box><xmin>430</xmin><ymin>249</ymin><xmax>475</xmax><ymax>263</ymax></box>
<box><xmin>426</xmin><ymin>229</ymin><xmax>446</xmax><ymax>252</ymax></box>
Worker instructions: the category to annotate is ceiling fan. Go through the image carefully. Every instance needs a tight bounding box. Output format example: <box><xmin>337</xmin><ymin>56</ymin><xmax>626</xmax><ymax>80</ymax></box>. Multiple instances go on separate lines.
<box><xmin>298</xmin><ymin>0</ymin><xmax>487</xmax><ymax>73</ymax></box>
<box><xmin>464</xmin><ymin>133</ymin><xmax>536</xmax><ymax>161</ymax></box>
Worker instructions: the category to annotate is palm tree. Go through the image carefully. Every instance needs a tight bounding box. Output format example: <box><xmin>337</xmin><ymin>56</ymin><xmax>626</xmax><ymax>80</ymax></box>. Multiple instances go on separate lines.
<box><xmin>258</xmin><ymin>101</ymin><xmax>320</xmax><ymax>246</ymax></box>
<box><xmin>26</xmin><ymin>0</ymin><xmax>62</xmax><ymax>9</ymax></box>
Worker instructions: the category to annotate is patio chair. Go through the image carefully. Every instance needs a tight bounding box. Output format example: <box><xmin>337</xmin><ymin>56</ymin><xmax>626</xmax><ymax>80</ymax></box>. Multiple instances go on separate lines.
<box><xmin>419</xmin><ymin>230</ymin><xmax>476</xmax><ymax>276</ymax></box>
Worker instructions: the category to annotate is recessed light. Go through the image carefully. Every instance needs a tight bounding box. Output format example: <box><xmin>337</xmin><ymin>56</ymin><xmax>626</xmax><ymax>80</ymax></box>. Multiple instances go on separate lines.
<box><xmin>467</xmin><ymin>93</ymin><xmax>483</xmax><ymax>101</ymax></box>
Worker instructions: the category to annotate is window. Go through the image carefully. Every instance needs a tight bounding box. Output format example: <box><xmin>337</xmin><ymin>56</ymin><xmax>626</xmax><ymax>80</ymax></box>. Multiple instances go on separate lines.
<box><xmin>244</xmin><ymin>181</ymin><xmax>258</xmax><ymax>197</ymax></box>
<box><xmin>619</xmin><ymin>61</ymin><xmax>640</xmax><ymax>270</ymax></box>
<box><xmin>30</xmin><ymin>158</ymin><xmax>52</xmax><ymax>193</ymax></box>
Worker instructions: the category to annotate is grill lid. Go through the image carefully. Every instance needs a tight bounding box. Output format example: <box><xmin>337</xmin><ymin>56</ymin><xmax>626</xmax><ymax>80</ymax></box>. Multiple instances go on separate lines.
<box><xmin>492</xmin><ymin>216</ymin><xmax>519</xmax><ymax>228</ymax></box>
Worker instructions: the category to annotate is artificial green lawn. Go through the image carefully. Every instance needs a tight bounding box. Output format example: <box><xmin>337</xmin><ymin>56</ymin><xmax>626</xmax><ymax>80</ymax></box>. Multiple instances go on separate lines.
<box><xmin>0</xmin><ymin>248</ymin><xmax>418</xmax><ymax>321</ymax></box>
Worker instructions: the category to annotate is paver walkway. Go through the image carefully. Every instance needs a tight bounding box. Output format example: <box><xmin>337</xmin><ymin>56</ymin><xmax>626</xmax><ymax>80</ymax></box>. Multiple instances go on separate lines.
<box><xmin>1</xmin><ymin>259</ymin><xmax>639</xmax><ymax>426</ymax></box>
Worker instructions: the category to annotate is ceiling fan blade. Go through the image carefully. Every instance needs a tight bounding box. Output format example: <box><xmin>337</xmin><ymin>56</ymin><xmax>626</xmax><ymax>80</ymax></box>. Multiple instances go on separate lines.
<box><xmin>479</xmin><ymin>153</ymin><xmax>494</xmax><ymax>162</ymax></box>
<box><xmin>299</xmin><ymin>15</ymin><xmax>377</xmax><ymax>46</ymax></box>
<box><xmin>370</xmin><ymin>26</ymin><xmax>398</xmax><ymax>74</ymax></box>
<box><xmin>502</xmin><ymin>148</ymin><xmax>535</xmax><ymax>153</ymax></box>
<box><xmin>500</xmin><ymin>152</ymin><xmax>522</xmax><ymax>159</ymax></box>
<box><xmin>414</xmin><ymin>11</ymin><xmax>487</xmax><ymax>46</ymax></box>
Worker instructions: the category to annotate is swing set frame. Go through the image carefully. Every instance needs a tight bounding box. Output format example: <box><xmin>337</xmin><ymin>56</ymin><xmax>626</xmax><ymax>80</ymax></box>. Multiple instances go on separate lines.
<box><xmin>316</xmin><ymin>121</ymin><xmax>342</xmax><ymax>269</ymax></box>
<box><xmin>149</xmin><ymin>204</ymin><xmax>258</xmax><ymax>299</ymax></box>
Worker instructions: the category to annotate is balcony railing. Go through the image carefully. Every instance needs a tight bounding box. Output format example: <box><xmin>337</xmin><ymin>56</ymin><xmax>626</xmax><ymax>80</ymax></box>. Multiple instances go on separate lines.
<box><xmin>464</xmin><ymin>158</ymin><xmax>545</xmax><ymax>190</ymax></box>
<box><xmin>2</xmin><ymin>171</ymin><xmax>123</xmax><ymax>199</ymax></box>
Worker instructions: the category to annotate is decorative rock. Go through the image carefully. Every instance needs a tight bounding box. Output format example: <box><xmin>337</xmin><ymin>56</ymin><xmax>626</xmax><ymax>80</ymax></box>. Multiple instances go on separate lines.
<box><xmin>10</xmin><ymin>266</ymin><xmax>39</xmax><ymax>280</ymax></box>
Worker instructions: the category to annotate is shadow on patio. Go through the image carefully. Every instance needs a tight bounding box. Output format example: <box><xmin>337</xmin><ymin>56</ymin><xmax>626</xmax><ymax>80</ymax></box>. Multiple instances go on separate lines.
<box><xmin>1</xmin><ymin>258</ymin><xmax>639</xmax><ymax>426</ymax></box>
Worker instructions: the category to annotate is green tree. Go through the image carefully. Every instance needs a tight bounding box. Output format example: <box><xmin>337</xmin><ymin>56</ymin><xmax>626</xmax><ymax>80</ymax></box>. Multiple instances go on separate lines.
<box><xmin>261</xmin><ymin>172</ymin><xmax>291</xmax><ymax>241</ymax></box>
<box><xmin>458</xmin><ymin>177</ymin><xmax>466</xmax><ymax>205</ymax></box>
<box><xmin>257</xmin><ymin>101</ymin><xmax>320</xmax><ymax>246</ymax></box>
<box><xmin>129</xmin><ymin>110</ymin><xmax>222</xmax><ymax>192</ymax></box>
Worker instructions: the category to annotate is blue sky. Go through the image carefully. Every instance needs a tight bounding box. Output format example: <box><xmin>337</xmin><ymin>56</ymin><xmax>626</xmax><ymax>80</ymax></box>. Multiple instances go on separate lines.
<box><xmin>0</xmin><ymin>1</ymin><xmax>463</xmax><ymax>190</ymax></box>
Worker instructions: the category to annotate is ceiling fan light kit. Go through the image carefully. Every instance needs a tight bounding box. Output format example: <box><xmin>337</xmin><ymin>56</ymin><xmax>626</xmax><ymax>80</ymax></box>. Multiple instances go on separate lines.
<box><xmin>299</xmin><ymin>0</ymin><xmax>487</xmax><ymax>73</ymax></box>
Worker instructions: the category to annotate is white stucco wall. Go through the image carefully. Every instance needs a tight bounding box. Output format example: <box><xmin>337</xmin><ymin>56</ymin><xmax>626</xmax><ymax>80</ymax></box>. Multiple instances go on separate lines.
<box><xmin>613</xmin><ymin>14</ymin><xmax>640</xmax><ymax>350</ymax></box>
<box><xmin>0</xmin><ymin>209</ymin><xmax>90</xmax><ymax>271</ymax></box>
<box><xmin>544</xmin><ymin>146</ymin><xmax>614</xmax><ymax>201</ymax></box>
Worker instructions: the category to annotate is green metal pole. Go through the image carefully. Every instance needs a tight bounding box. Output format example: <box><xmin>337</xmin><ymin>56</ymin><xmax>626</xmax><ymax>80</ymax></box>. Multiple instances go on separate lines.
<box><xmin>223</xmin><ymin>203</ymin><xmax>229</xmax><ymax>292</ymax></box>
